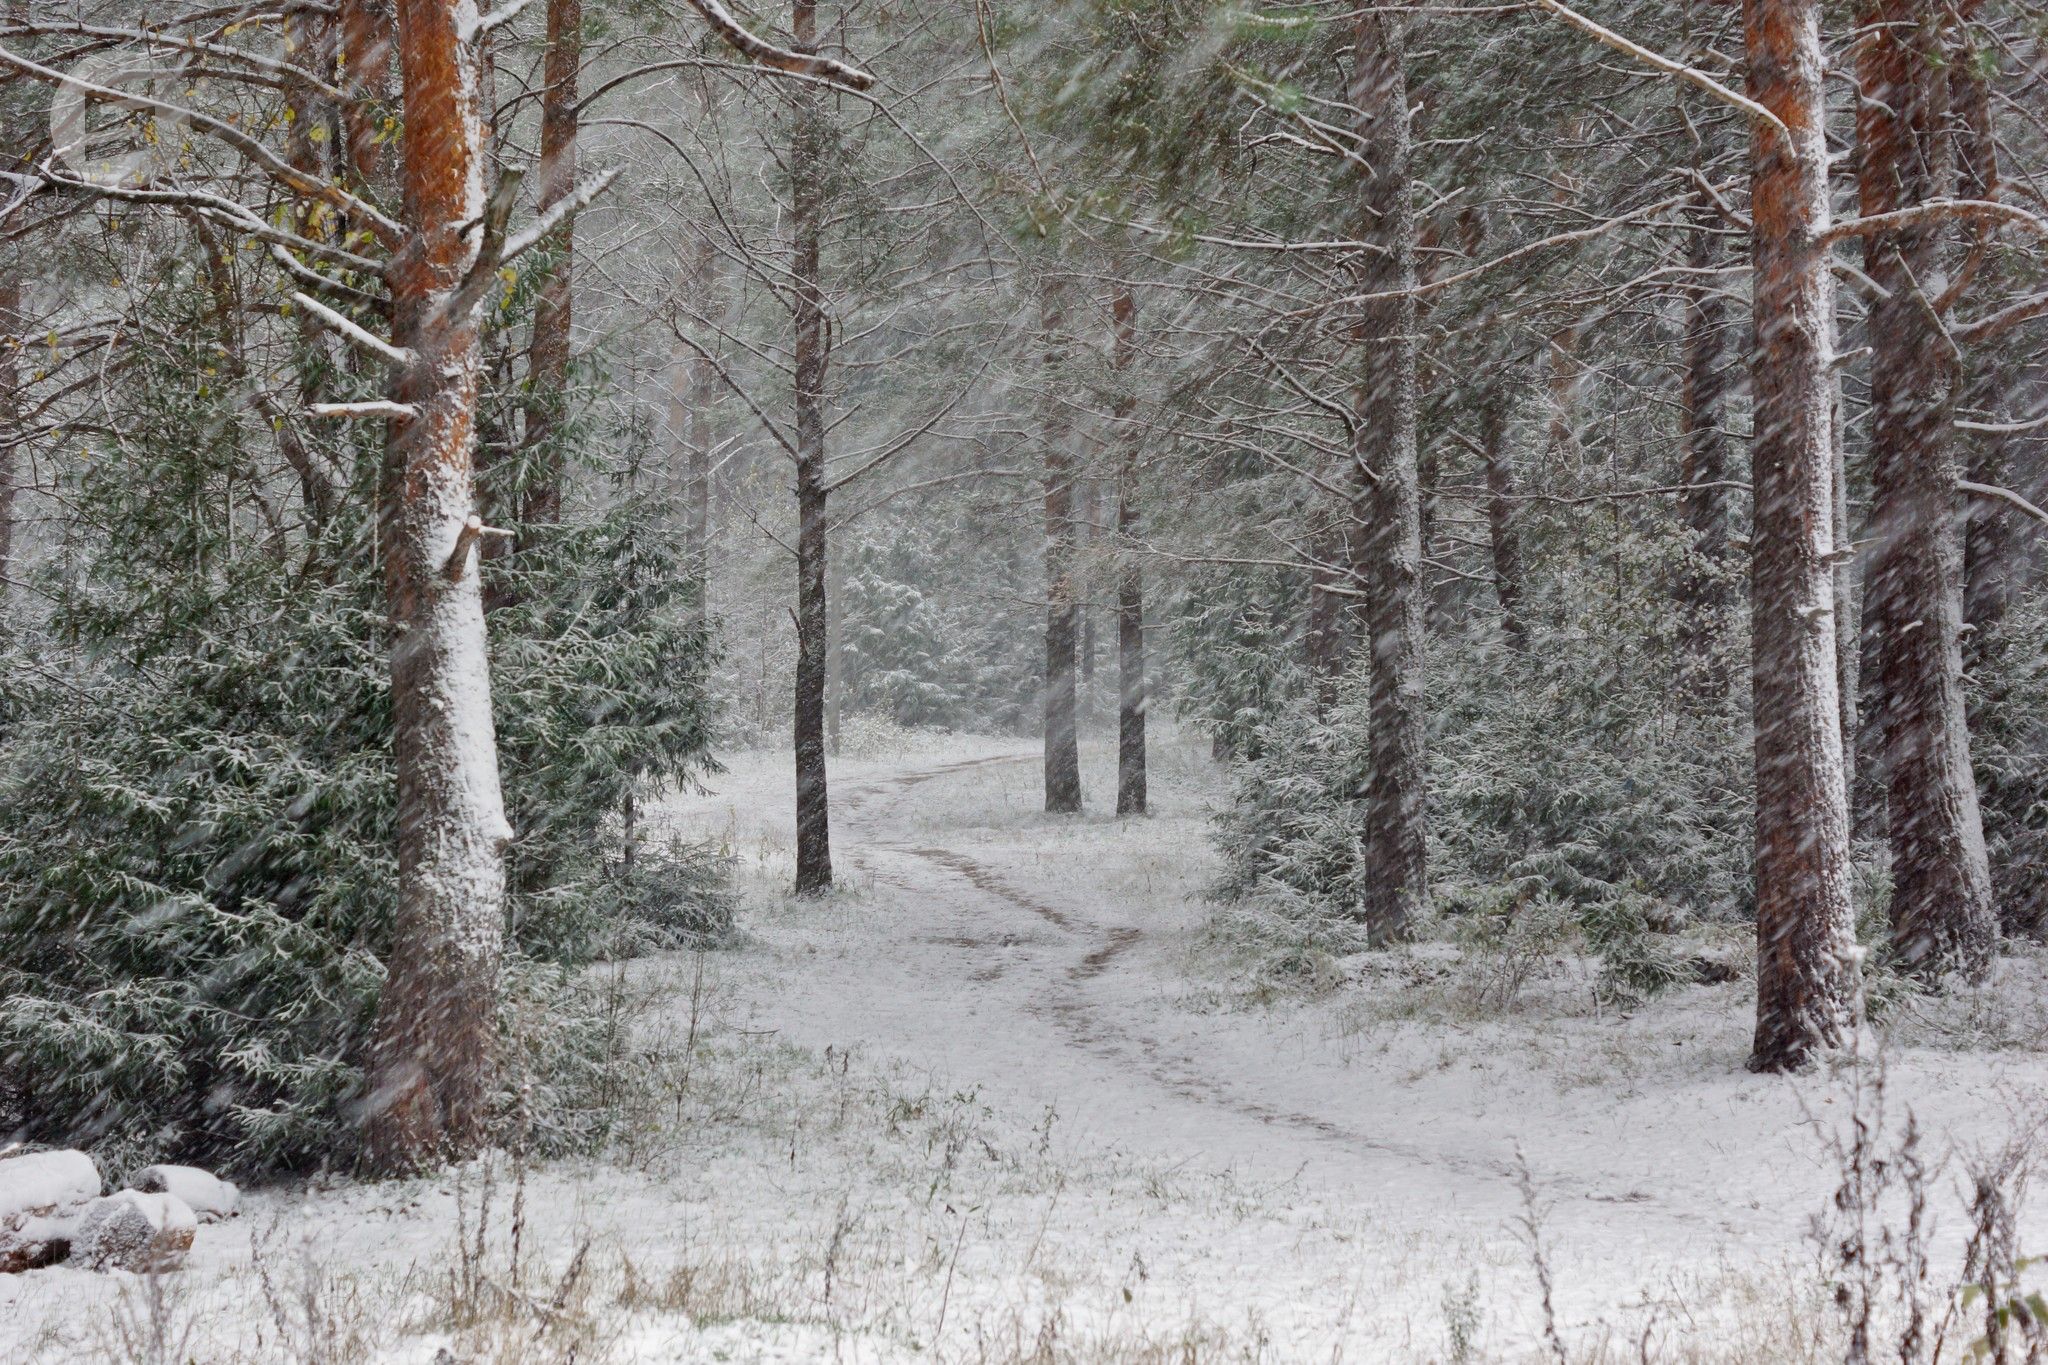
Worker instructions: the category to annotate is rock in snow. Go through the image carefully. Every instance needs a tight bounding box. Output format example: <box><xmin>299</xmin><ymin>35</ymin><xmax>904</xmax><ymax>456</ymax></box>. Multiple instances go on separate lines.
<box><xmin>0</xmin><ymin>1149</ymin><xmax>101</xmax><ymax>1273</ymax></box>
<box><xmin>126</xmin><ymin>1165</ymin><xmax>239</xmax><ymax>1224</ymax></box>
<box><xmin>71</xmin><ymin>1191</ymin><xmax>197</xmax><ymax>1273</ymax></box>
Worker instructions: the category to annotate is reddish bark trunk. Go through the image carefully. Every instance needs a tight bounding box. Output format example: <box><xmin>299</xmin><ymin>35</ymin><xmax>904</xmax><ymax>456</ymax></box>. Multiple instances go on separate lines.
<box><xmin>363</xmin><ymin>0</ymin><xmax>514</xmax><ymax>1172</ymax></box>
<box><xmin>1743</xmin><ymin>0</ymin><xmax>1858</xmax><ymax>1071</ymax></box>
<box><xmin>518</xmin><ymin>0</ymin><xmax>582</xmax><ymax>528</ymax></box>
<box><xmin>339</xmin><ymin>0</ymin><xmax>395</xmax><ymax>192</ymax></box>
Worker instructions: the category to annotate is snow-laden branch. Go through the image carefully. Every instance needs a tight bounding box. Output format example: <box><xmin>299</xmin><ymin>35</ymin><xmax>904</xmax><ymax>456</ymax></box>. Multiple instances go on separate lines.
<box><xmin>291</xmin><ymin>291</ymin><xmax>413</xmax><ymax>367</ymax></box>
<box><xmin>447</xmin><ymin>515</ymin><xmax>514</xmax><ymax>580</ymax></box>
<box><xmin>1959</xmin><ymin>479</ymin><xmax>2048</xmax><ymax>526</ymax></box>
<box><xmin>461</xmin><ymin>0</ymin><xmax>537</xmax><ymax>42</ymax></box>
<box><xmin>684</xmin><ymin>0</ymin><xmax>875</xmax><ymax>91</ymax></box>
<box><xmin>309</xmin><ymin>401</ymin><xmax>419</xmax><ymax>420</ymax></box>
<box><xmin>1523</xmin><ymin>0</ymin><xmax>1789</xmax><ymax>144</ymax></box>
<box><xmin>499</xmin><ymin>165</ymin><xmax>622</xmax><ymax>265</ymax></box>
<box><xmin>1956</xmin><ymin>412</ymin><xmax>2048</xmax><ymax>435</ymax></box>
<box><xmin>1819</xmin><ymin>199</ymin><xmax>2048</xmax><ymax>246</ymax></box>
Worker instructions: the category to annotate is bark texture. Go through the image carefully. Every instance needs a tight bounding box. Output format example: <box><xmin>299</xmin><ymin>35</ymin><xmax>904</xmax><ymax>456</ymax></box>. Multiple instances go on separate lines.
<box><xmin>1856</xmin><ymin>0</ymin><xmax>1996</xmax><ymax>978</ymax></box>
<box><xmin>1112</xmin><ymin>289</ymin><xmax>1146</xmax><ymax>817</ymax></box>
<box><xmin>790</xmin><ymin>0</ymin><xmax>833</xmax><ymax>893</ymax></box>
<box><xmin>517</xmin><ymin>0</ymin><xmax>581</xmax><ymax>528</ymax></box>
<box><xmin>338</xmin><ymin>0</ymin><xmax>395</xmax><ymax>192</ymax></box>
<box><xmin>1743</xmin><ymin>0</ymin><xmax>1858</xmax><ymax>1072</ymax></box>
<box><xmin>1348</xmin><ymin>8</ymin><xmax>1426</xmax><ymax>942</ymax></box>
<box><xmin>1042</xmin><ymin>277</ymin><xmax>1082</xmax><ymax>814</ymax></box>
<box><xmin>364</xmin><ymin>0</ymin><xmax>514</xmax><ymax>1172</ymax></box>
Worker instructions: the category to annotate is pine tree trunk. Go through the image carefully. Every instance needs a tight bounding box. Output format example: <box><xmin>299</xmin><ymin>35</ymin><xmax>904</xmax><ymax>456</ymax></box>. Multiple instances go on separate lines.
<box><xmin>338</xmin><ymin>0</ymin><xmax>394</xmax><ymax>193</ymax></box>
<box><xmin>1112</xmin><ymin>289</ymin><xmax>1145</xmax><ymax>817</ymax></box>
<box><xmin>1348</xmin><ymin>7</ymin><xmax>1426</xmax><ymax>943</ymax></box>
<box><xmin>1042</xmin><ymin>277</ymin><xmax>1082</xmax><ymax>814</ymax></box>
<box><xmin>364</xmin><ymin>0</ymin><xmax>515</xmax><ymax>1172</ymax></box>
<box><xmin>518</xmin><ymin>0</ymin><xmax>581</xmax><ymax>528</ymax></box>
<box><xmin>1951</xmin><ymin>25</ymin><xmax>2016</xmax><ymax>686</ymax></box>
<box><xmin>1857</xmin><ymin>0</ymin><xmax>1995</xmax><ymax>979</ymax></box>
<box><xmin>1677</xmin><ymin>181</ymin><xmax>1733</xmax><ymax>689</ymax></box>
<box><xmin>1743</xmin><ymin>0</ymin><xmax>1858</xmax><ymax>1071</ymax></box>
<box><xmin>1479</xmin><ymin>391</ymin><xmax>1526</xmax><ymax>653</ymax></box>
<box><xmin>790</xmin><ymin>0</ymin><xmax>833</xmax><ymax>894</ymax></box>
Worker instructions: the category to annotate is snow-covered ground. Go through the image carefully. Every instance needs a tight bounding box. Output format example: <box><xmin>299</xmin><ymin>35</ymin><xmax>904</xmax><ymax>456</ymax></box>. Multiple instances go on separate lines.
<box><xmin>7</xmin><ymin>727</ymin><xmax>2048</xmax><ymax>1362</ymax></box>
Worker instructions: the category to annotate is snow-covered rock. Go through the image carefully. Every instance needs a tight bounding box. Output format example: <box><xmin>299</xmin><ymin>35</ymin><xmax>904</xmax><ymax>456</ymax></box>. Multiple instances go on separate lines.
<box><xmin>71</xmin><ymin>1191</ymin><xmax>197</xmax><ymax>1273</ymax></box>
<box><xmin>0</xmin><ymin>1149</ymin><xmax>101</xmax><ymax>1273</ymax></box>
<box><xmin>126</xmin><ymin>1165</ymin><xmax>239</xmax><ymax>1224</ymax></box>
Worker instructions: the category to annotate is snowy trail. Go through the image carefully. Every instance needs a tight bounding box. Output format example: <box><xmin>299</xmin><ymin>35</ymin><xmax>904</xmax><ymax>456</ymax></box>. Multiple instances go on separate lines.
<box><xmin>673</xmin><ymin>734</ymin><xmax>2048</xmax><ymax>1330</ymax></box>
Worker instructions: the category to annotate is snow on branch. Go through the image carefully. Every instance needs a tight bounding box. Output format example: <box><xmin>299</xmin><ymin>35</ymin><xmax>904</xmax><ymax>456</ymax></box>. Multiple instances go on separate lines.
<box><xmin>684</xmin><ymin>0</ymin><xmax>876</xmax><ymax>91</ymax></box>
<box><xmin>447</xmin><ymin>515</ymin><xmax>514</xmax><ymax>580</ymax></box>
<box><xmin>291</xmin><ymin>292</ymin><xmax>413</xmax><ymax>368</ymax></box>
<box><xmin>309</xmin><ymin>401</ymin><xmax>419</xmax><ymax>420</ymax></box>
<box><xmin>1959</xmin><ymin>479</ymin><xmax>2048</xmax><ymax>527</ymax></box>
<box><xmin>1523</xmin><ymin>0</ymin><xmax>1788</xmax><ymax>144</ymax></box>
<box><xmin>1820</xmin><ymin>199</ymin><xmax>2048</xmax><ymax>246</ymax></box>
<box><xmin>461</xmin><ymin>0</ymin><xmax>538</xmax><ymax>43</ymax></box>
<box><xmin>499</xmin><ymin>166</ymin><xmax>623</xmax><ymax>265</ymax></box>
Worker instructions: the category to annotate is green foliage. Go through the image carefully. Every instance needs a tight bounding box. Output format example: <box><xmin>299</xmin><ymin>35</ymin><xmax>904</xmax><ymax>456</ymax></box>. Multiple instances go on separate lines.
<box><xmin>838</xmin><ymin>518</ymin><xmax>1039</xmax><ymax>733</ymax></box>
<box><xmin>1169</xmin><ymin>562</ymin><xmax>1306</xmax><ymax>762</ymax></box>
<box><xmin>0</xmin><ymin>280</ymin><xmax>723</xmax><ymax>1174</ymax></box>
<box><xmin>1972</xmin><ymin>586</ymin><xmax>2048</xmax><ymax>937</ymax></box>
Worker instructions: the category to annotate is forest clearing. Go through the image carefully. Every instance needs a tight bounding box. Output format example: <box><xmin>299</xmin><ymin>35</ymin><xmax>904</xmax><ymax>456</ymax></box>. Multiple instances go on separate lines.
<box><xmin>2</xmin><ymin>0</ymin><xmax>2046</xmax><ymax>1359</ymax></box>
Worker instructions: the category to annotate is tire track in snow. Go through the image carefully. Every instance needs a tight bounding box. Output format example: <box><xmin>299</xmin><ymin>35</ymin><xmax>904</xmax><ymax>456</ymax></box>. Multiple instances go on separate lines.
<box><xmin>833</xmin><ymin>759</ymin><xmax>1530</xmax><ymax>1189</ymax></box>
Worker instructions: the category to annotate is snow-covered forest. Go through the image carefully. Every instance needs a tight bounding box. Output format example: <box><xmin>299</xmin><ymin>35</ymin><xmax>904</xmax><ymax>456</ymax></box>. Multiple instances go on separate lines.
<box><xmin>1</xmin><ymin>0</ymin><xmax>2046</xmax><ymax>1358</ymax></box>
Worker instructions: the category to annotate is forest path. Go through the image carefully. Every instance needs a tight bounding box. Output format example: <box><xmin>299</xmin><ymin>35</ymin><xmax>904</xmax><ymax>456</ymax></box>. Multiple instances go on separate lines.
<box><xmin>662</xmin><ymin>732</ymin><xmax>2048</xmax><ymax>1329</ymax></box>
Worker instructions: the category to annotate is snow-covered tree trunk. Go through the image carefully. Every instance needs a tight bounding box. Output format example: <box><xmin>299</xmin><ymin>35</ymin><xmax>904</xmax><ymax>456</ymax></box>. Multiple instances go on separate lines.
<box><xmin>518</xmin><ymin>0</ymin><xmax>582</xmax><ymax>528</ymax></box>
<box><xmin>1042</xmin><ymin>276</ymin><xmax>1082</xmax><ymax>814</ymax></box>
<box><xmin>1347</xmin><ymin>6</ymin><xmax>1426</xmax><ymax>942</ymax></box>
<box><xmin>363</xmin><ymin>0</ymin><xmax>515</xmax><ymax>1172</ymax></box>
<box><xmin>790</xmin><ymin>0</ymin><xmax>833</xmax><ymax>894</ymax></box>
<box><xmin>1857</xmin><ymin>0</ymin><xmax>1995</xmax><ymax>979</ymax></box>
<box><xmin>1112</xmin><ymin>288</ymin><xmax>1145</xmax><ymax>817</ymax></box>
<box><xmin>1744</xmin><ymin>0</ymin><xmax>1857</xmax><ymax>1072</ymax></box>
